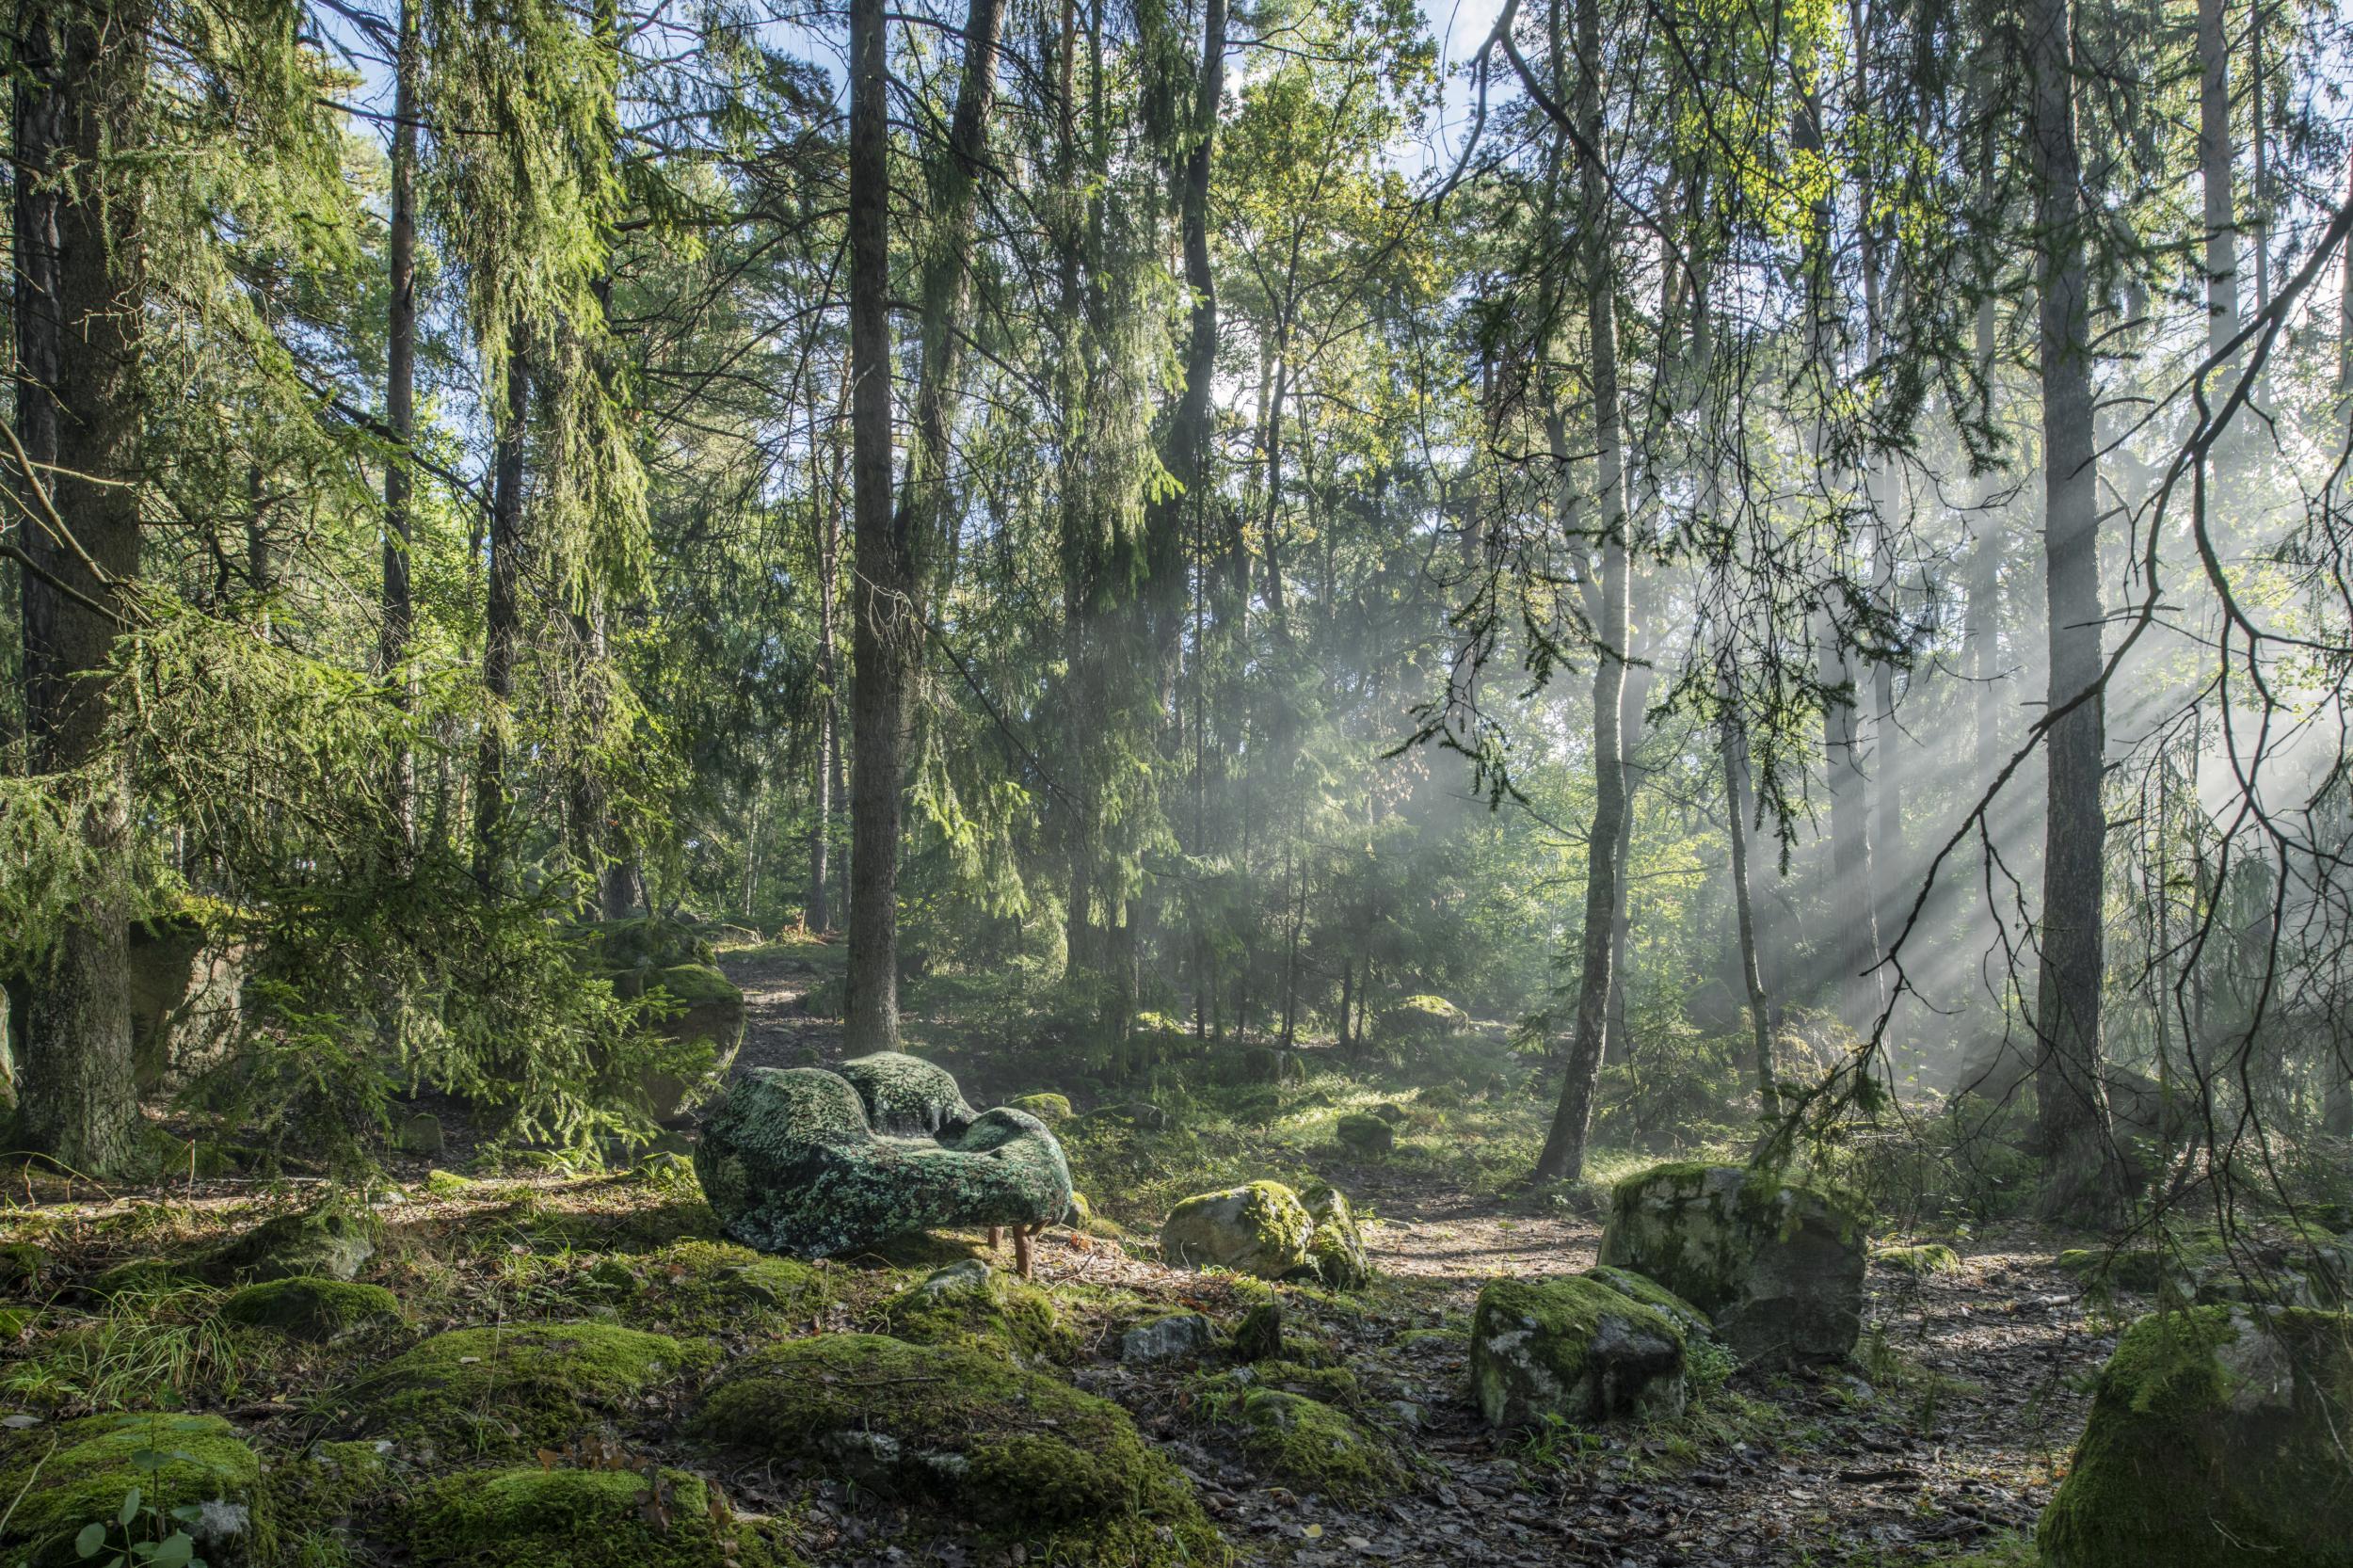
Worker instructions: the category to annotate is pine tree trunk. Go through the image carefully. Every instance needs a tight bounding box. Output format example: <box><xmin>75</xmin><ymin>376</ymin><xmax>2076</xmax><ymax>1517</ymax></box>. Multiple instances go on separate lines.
<box><xmin>2197</xmin><ymin>0</ymin><xmax>2238</xmax><ymax>366</ymax></box>
<box><xmin>842</xmin><ymin>0</ymin><xmax>905</xmax><ymax>1051</ymax></box>
<box><xmin>1534</xmin><ymin>0</ymin><xmax>1626</xmax><ymax>1185</ymax></box>
<box><xmin>382</xmin><ymin>0</ymin><xmax>420</xmax><ymax>852</ymax></box>
<box><xmin>2025</xmin><ymin>0</ymin><xmax>2124</xmax><ymax>1221</ymax></box>
<box><xmin>11</xmin><ymin>0</ymin><xmax>148</xmax><ymax>1174</ymax></box>
<box><xmin>1820</xmin><ymin>619</ymin><xmax>1883</xmax><ymax>1037</ymax></box>
<box><xmin>472</xmin><ymin>331</ymin><xmax>530</xmax><ymax>890</ymax></box>
<box><xmin>1721</xmin><ymin>695</ymin><xmax>1778</xmax><ymax>1122</ymax></box>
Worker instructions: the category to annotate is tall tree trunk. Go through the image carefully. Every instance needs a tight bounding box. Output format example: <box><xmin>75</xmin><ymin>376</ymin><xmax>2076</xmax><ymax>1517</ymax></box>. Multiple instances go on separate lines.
<box><xmin>1534</xmin><ymin>0</ymin><xmax>1627</xmax><ymax>1185</ymax></box>
<box><xmin>842</xmin><ymin>0</ymin><xmax>904</xmax><ymax>1050</ymax></box>
<box><xmin>381</xmin><ymin>0</ymin><xmax>420</xmax><ymax>852</ymax></box>
<box><xmin>843</xmin><ymin>0</ymin><xmax>1003</xmax><ymax>1051</ymax></box>
<box><xmin>472</xmin><ymin>331</ymin><xmax>530</xmax><ymax>889</ymax></box>
<box><xmin>2025</xmin><ymin>0</ymin><xmax>2124</xmax><ymax>1220</ymax></box>
<box><xmin>11</xmin><ymin>0</ymin><xmax>148</xmax><ymax>1173</ymax></box>
<box><xmin>2198</xmin><ymin>0</ymin><xmax>2238</xmax><ymax>367</ymax></box>
<box><xmin>1721</xmin><ymin>690</ymin><xmax>1778</xmax><ymax>1122</ymax></box>
<box><xmin>1820</xmin><ymin>617</ymin><xmax>1883</xmax><ymax>1036</ymax></box>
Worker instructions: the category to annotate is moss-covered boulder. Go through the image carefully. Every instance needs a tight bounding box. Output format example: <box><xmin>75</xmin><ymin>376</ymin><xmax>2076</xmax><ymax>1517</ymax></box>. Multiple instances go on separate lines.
<box><xmin>1121</xmin><ymin>1311</ymin><xmax>1216</xmax><ymax>1363</ymax></box>
<box><xmin>1376</xmin><ymin>994</ymin><xmax>1467</xmax><ymax>1044</ymax></box>
<box><xmin>696</xmin><ymin>1334</ymin><xmax>1217</xmax><ymax>1558</ymax></box>
<box><xmin>126</xmin><ymin>910</ymin><xmax>246</xmax><ymax>1095</ymax></box>
<box><xmin>1230</xmin><ymin>1390</ymin><xmax>1399</xmax><ymax>1500</ymax></box>
<box><xmin>1470</xmin><ymin>1274</ymin><xmax>1689</xmax><ymax>1430</ymax></box>
<box><xmin>1582</xmin><ymin>1264</ymin><xmax>1713</xmax><ymax>1341</ymax></box>
<box><xmin>1874</xmin><ymin>1241</ymin><xmax>1963</xmax><ymax>1276</ymax></box>
<box><xmin>693</xmin><ymin>1065</ymin><xmax>1072</xmax><ymax>1256</ymax></box>
<box><xmin>0</xmin><ymin>1413</ymin><xmax>260</xmax><ymax>1567</ymax></box>
<box><xmin>209</xmin><ymin>1190</ymin><xmax>378</xmax><ymax>1283</ymax></box>
<box><xmin>641</xmin><ymin>963</ymin><xmax>745</xmax><ymax>1117</ymax></box>
<box><xmin>2037</xmin><ymin>1306</ymin><xmax>2353</xmax><ymax>1568</ymax></box>
<box><xmin>346</xmin><ymin>1322</ymin><xmax>717</xmax><ymax>1458</ymax></box>
<box><xmin>403</xmin><ymin>1464</ymin><xmax>776</xmax><ymax>1568</ymax></box>
<box><xmin>1336</xmin><ymin>1112</ymin><xmax>1397</xmax><ymax>1157</ymax></box>
<box><xmin>879</xmin><ymin>1259</ymin><xmax>1072</xmax><ymax>1360</ymax></box>
<box><xmin>1005</xmin><ymin>1091</ymin><xmax>1074</xmax><ymax>1125</ymax></box>
<box><xmin>838</xmin><ymin>1050</ymin><xmax>978</xmax><ymax>1136</ymax></box>
<box><xmin>1298</xmin><ymin>1183</ymin><xmax>1371</xmax><ymax>1289</ymax></box>
<box><xmin>1208</xmin><ymin>1045</ymin><xmax>1304</xmax><ymax>1086</ymax></box>
<box><xmin>1597</xmin><ymin>1161</ymin><xmax>1866</xmax><ymax>1368</ymax></box>
<box><xmin>591</xmin><ymin>1239</ymin><xmax>826</xmax><ymax>1335</ymax></box>
<box><xmin>219</xmin><ymin>1275</ymin><xmax>402</xmax><ymax>1339</ymax></box>
<box><xmin>1161</xmin><ymin>1181</ymin><xmax>1314</xmax><ymax>1279</ymax></box>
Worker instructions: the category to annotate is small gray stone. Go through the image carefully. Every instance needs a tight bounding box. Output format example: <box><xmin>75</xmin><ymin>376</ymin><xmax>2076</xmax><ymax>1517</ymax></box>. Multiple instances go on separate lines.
<box><xmin>1121</xmin><ymin>1312</ymin><xmax>1215</xmax><ymax>1363</ymax></box>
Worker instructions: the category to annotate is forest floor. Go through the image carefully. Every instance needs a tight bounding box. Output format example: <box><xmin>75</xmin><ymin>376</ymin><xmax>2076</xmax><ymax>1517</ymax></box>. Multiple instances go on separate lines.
<box><xmin>0</xmin><ymin>938</ymin><xmax>2115</xmax><ymax>1568</ymax></box>
<box><xmin>715</xmin><ymin>939</ymin><xmax>2092</xmax><ymax>1566</ymax></box>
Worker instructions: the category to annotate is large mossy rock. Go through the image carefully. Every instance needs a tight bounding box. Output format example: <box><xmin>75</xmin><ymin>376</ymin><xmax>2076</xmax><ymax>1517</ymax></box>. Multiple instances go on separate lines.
<box><xmin>0</xmin><ymin>1413</ymin><xmax>261</xmax><ymax>1567</ymax></box>
<box><xmin>1230</xmin><ymin>1389</ymin><xmax>1399</xmax><ymax>1501</ymax></box>
<box><xmin>1302</xmin><ymin>1183</ymin><xmax>1371</xmax><ymax>1289</ymax></box>
<box><xmin>641</xmin><ymin>963</ymin><xmax>746</xmax><ymax>1118</ymax></box>
<box><xmin>590</xmin><ymin>1238</ymin><xmax>827</xmax><ymax>1336</ymax></box>
<box><xmin>2037</xmin><ymin>1305</ymin><xmax>2353</xmax><ymax>1568</ymax></box>
<box><xmin>1335</xmin><ymin>1112</ymin><xmax>1396</xmax><ymax>1157</ymax></box>
<box><xmin>1376</xmin><ymin>994</ymin><xmax>1467</xmax><ymax>1045</ymax></box>
<box><xmin>878</xmin><ymin>1259</ymin><xmax>1074</xmax><ymax>1361</ymax></box>
<box><xmin>694</xmin><ymin>1064</ymin><xmax>1070</xmax><ymax>1256</ymax></box>
<box><xmin>404</xmin><ymin>1464</ymin><xmax>776</xmax><ymax>1568</ymax></box>
<box><xmin>696</xmin><ymin>1333</ymin><xmax>1217</xmax><ymax>1558</ymax></box>
<box><xmin>127</xmin><ymin>911</ymin><xmax>247</xmax><ymax>1095</ymax></box>
<box><xmin>209</xmin><ymin>1191</ymin><xmax>379</xmax><ymax>1283</ymax></box>
<box><xmin>347</xmin><ymin>1322</ymin><xmax>717</xmax><ymax>1458</ymax></box>
<box><xmin>1161</xmin><ymin>1181</ymin><xmax>1314</xmax><ymax>1279</ymax></box>
<box><xmin>1470</xmin><ymin>1273</ymin><xmax>1692</xmax><ymax>1430</ymax></box>
<box><xmin>219</xmin><ymin>1275</ymin><xmax>402</xmax><ymax>1339</ymax></box>
<box><xmin>1597</xmin><ymin>1161</ymin><xmax>1866</xmax><ymax>1368</ymax></box>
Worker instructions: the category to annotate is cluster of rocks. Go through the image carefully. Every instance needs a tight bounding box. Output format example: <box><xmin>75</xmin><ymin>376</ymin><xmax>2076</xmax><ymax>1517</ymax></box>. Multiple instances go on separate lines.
<box><xmin>1466</xmin><ymin>1161</ymin><xmax>1869</xmax><ymax>1432</ymax></box>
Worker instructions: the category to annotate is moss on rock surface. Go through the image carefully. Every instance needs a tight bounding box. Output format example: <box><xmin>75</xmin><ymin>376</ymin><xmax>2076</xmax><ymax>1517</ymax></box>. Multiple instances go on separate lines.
<box><xmin>1376</xmin><ymin>995</ymin><xmax>1467</xmax><ymax>1044</ymax></box>
<box><xmin>2037</xmin><ymin>1306</ymin><xmax>2353</xmax><ymax>1568</ymax></box>
<box><xmin>1335</xmin><ymin>1113</ymin><xmax>1396</xmax><ymax>1157</ymax></box>
<box><xmin>404</xmin><ymin>1464</ymin><xmax>779</xmax><ymax>1568</ymax></box>
<box><xmin>1470</xmin><ymin>1275</ymin><xmax>1689</xmax><ymax>1430</ymax></box>
<box><xmin>693</xmin><ymin>1066</ymin><xmax>1072</xmax><ymax>1256</ymax></box>
<box><xmin>1161</xmin><ymin>1181</ymin><xmax>1315</xmax><ymax>1278</ymax></box>
<box><xmin>219</xmin><ymin>1274</ymin><xmax>402</xmax><ymax>1339</ymax></box>
<box><xmin>210</xmin><ymin>1191</ymin><xmax>379</xmax><ymax>1283</ymax></box>
<box><xmin>1874</xmin><ymin>1242</ymin><xmax>1963</xmax><ymax>1276</ymax></box>
<box><xmin>347</xmin><ymin>1321</ymin><xmax>717</xmax><ymax>1458</ymax></box>
<box><xmin>696</xmin><ymin>1333</ymin><xmax>1217</xmax><ymax>1560</ymax></box>
<box><xmin>1597</xmin><ymin>1162</ymin><xmax>1866</xmax><ymax>1368</ymax></box>
<box><xmin>1581</xmin><ymin>1265</ymin><xmax>1712</xmax><ymax>1340</ymax></box>
<box><xmin>0</xmin><ymin>1413</ymin><xmax>261</xmax><ymax>1567</ymax></box>
<box><xmin>1230</xmin><ymin>1390</ymin><xmax>1398</xmax><ymax>1500</ymax></box>
<box><xmin>1005</xmin><ymin>1091</ymin><xmax>1074</xmax><ymax>1124</ymax></box>
<box><xmin>1298</xmin><ymin>1184</ymin><xmax>1371</xmax><ymax>1289</ymax></box>
<box><xmin>601</xmin><ymin>1239</ymin><xmax>826</xmax><ymax>1335</ymax></box>
<box><xmin>878</xmin><ymin>1259</ymin><xmax>1075</xmax><ymax>1360</ymax></box>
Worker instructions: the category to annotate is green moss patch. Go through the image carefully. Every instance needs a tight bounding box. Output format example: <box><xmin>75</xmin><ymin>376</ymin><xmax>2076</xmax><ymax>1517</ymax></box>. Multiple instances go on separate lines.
<box><xmin>2038</xmin><ymin>1306</ymin><xmax>2353</xmax><ymax>1568</ymax></box>
<box><xmin>1471</xmin><ymin>1275</ymin><xmax>1689</xmax><ymax>1430</ymax></box>
<box><xmin>0</xmin><ymin>1413</ymin><xmax>260</xmax><ymax>1568</ymax></box>
<box><xmin>1006</xmin><ymin>1092</ymin><xmax>1074</xmax><ymax>1124</ymax></box>
<box><xmin>219</xmin><ymin>1275</ymin><xmax>402</xmax><ymax>1339</ymax></box>
<box><xmin>696</xmin><ymin>1333</ymin><xmax>1215</xmax><ymax>1560</ymax></box>
<box><xmin>403</xmin><ymin>1464</ymin><xmax>778</xmax><ymax>1568</ymax></box>
<box><xmin>1229</xmin><ymin>1390</ymin><xmax>1399</xmax><ymax>1500</ymax></box>
<box><xmin>1874</xmin><ymin>1242</ymin><xmax>1962</xmax><ymax>1276</ymax></box>
<box><xmin>345</xmin><ymin>1321</ymin><xmax>718</xmax><ymax>1459</ymax></box>
<box><xmin>876</xmin><ymin>1259</ymin><xmax>1075</xmax><ymax>1361</ymax></box>
<box><xmin>209</xmin><ymin>1191</ymin><xmax>379</xmax><ymax>1284</ymax></box>
<box><xmin>598</xmin><ymin>1239</ymin><xmax>826</xmax><ymax>1336</ymax></box>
